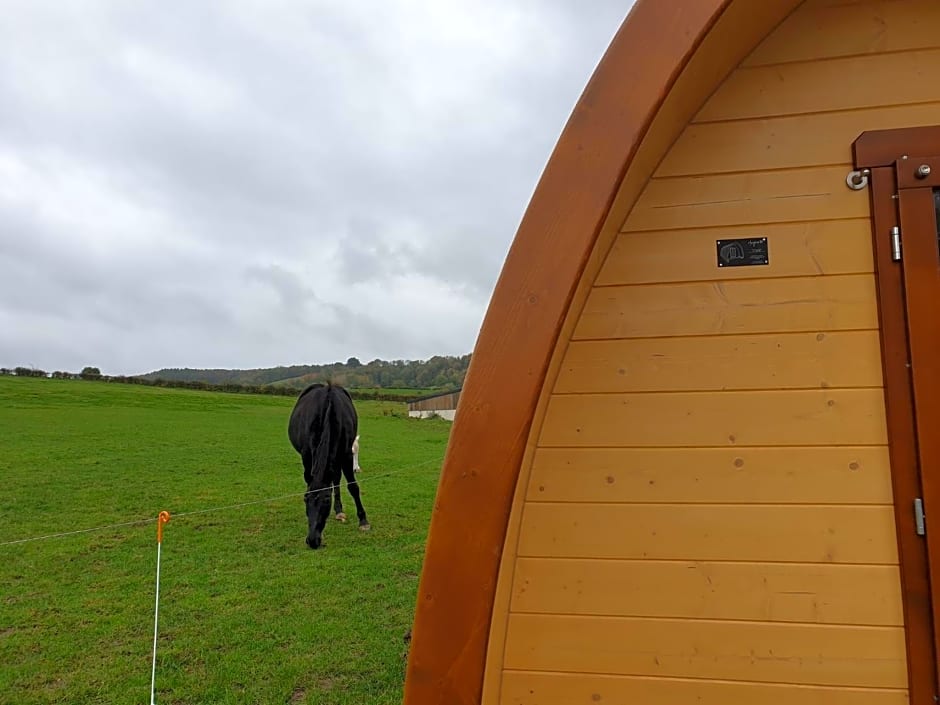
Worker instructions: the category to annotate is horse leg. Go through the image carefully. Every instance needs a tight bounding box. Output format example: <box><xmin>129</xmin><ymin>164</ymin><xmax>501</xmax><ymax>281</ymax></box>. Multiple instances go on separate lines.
<box><xmin>333</xmin><ymin>471</ymin><xmax>347</xmax><ymax>523</ymax></box>
<box><xmin>301</xmin><ymin>448</ymin><xmax>313</xmax><ymax>486</ymax></box>
<box><xmin>342</xmin><ymin>455</ymin><xmax>370</xmax><ymax>531</ymax></box>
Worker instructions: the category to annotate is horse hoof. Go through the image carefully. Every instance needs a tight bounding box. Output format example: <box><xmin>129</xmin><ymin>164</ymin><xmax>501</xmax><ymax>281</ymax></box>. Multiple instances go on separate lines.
<box><xmin>335</xmin><ymin>512</ymin><xmax>347</xmax><ymax>523</ymax></box>
<box><xmin>359</xmin><ymin>523</ymin><xmax>371</xmax><ymax>532</ymax></box>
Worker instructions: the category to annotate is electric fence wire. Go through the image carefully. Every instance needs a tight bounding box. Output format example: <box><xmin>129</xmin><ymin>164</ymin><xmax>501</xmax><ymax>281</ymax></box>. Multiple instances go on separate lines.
<box><xmin>0</xmin><ymin>455</ymin><xmax>445</xmax><ymax>548</ymax></box>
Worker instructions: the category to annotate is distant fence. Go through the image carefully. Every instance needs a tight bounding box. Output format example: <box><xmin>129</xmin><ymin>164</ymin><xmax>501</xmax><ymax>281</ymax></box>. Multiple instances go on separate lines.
<box><xmin>408</xmin><ymin>390</ymin><xmax>461</xmax><ymax>412</ymax></box>
<box><xmin>0</xmin><ymin>369</ymin><xmax>423</xmax><ymax>403</ymax></box>
<box><xmin>407</xmin><ymin>389</ymin><xmax>461</xmax><ymax>421</ymax></box>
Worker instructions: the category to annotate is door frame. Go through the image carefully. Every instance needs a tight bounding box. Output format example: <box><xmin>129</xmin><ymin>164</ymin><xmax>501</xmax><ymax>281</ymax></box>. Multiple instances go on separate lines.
<box><xmin>854</xmin><ymin>126</ymin><xmax>940</xmax><ymax>704</ymax></box>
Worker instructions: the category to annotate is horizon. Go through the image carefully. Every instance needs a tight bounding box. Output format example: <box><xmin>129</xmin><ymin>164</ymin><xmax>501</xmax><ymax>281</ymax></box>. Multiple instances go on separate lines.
<box><xmin>1</xmin><ymin>350</ymin><xmax>473</xmax><ymax>378</ymax></box>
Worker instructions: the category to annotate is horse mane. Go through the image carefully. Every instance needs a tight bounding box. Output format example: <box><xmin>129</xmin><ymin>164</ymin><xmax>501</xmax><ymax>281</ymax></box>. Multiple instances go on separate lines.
<box><xmin>296</xmin><ymin>382</ymin><xmax>326</xmax><ymax>400</ymax></box>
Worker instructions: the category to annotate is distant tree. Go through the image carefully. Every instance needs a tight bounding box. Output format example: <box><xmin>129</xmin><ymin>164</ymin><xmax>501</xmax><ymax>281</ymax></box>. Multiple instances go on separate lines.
<box><xmin>134</xmin><ymin>354</ymin><xmax>471</xmax><ymax>392</ymax></box>
<box><xmin>80</xmin><ymin>366</ymin><xmax>102</xmax><ymax>380</ymax></box>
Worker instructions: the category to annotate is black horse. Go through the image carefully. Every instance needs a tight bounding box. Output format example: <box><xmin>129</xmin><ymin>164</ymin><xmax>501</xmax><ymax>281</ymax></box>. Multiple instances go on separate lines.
<box><xmin>288</xmin><ymin>382</ymin><xmax>369</xmax><ymax>548</ymax></box>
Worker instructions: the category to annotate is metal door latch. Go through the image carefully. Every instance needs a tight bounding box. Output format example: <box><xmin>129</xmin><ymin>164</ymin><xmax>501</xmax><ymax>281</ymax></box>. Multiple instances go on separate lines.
<box><xmin>914</xmin><ymin>498</ymin><xmax>926</xmax><ymax>536</ymax></box>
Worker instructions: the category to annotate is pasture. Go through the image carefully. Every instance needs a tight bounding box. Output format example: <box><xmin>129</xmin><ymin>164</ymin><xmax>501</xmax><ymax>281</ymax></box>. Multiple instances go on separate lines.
<box><xmin>0</xmin><ymin>376</ymin><xmax>450</xmax><ymax>704</ymax></box>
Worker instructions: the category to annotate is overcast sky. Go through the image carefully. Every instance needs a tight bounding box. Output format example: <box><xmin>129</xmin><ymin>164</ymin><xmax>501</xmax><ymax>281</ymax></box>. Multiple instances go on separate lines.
<box><xmin>0</xmin><ymin>1</ymin><xmax>632</xmax><ymax>376</ymax></box>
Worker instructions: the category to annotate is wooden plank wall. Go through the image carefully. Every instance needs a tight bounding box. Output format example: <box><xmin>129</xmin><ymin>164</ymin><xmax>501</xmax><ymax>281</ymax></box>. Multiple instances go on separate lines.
<box><xmin>495</xmin><ymin>0</ymin><xmax>940</xmax><ymax>702</ymax></box>
<box><xmin>409</xmin><ymin>391</ymin><xmax>461</xmax><ymax>412</ymax></box>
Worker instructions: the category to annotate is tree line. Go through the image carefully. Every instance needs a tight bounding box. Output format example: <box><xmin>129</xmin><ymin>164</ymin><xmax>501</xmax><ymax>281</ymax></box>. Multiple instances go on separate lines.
<box><xmin>0</xmin><ymin>355</ymin><xmax>470</xmax><ymax>401</ymax></box>
<box><xmin>141</xmin><ymin>354</ymin><xmax>471</xmax><ymax>391</ymax></box>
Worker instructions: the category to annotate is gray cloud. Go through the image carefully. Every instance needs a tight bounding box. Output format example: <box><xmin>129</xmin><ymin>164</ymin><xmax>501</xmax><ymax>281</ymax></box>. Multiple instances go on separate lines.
<box><xmin>0</xmin><ymin>0</ymin><xmax>633</xmax><ymax>375</ymax></box>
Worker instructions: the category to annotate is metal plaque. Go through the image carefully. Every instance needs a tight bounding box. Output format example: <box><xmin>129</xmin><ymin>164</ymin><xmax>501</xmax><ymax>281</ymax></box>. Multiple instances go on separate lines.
<box><xmin>716</xmin><ymin>237</ymin><xmax>768</xmax><ymax>267</ymax></box>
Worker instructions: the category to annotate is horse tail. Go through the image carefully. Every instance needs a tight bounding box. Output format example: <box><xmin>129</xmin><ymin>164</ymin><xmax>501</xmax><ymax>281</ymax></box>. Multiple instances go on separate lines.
<box><xmin>309</xmin><ymin>385</ymin><xmax>334</xmax><ymax>490</ymax></box>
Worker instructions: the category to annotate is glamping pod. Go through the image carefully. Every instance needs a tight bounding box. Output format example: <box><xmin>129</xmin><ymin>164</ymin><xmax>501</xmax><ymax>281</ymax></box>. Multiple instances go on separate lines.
<box><xmin>404</xmin><ymin>1</ymin><xmax>940</xmax><ymax>703</ymax></box>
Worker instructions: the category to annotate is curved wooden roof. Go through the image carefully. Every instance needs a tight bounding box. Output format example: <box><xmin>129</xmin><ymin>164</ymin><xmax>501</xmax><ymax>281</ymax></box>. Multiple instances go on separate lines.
<box><xmin>402</xmin><ymin>1</ymin><xmax>800</xmax><ymax>702</ymax></box>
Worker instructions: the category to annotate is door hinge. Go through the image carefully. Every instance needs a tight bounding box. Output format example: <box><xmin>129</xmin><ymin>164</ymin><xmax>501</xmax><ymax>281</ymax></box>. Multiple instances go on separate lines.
<box><xmin>891</xmin><ymin>226</ymin><xmax>902</xmax><ymax>262</ymax></box>
<box><xmin>914</xmin><ymin>498</ymin><xmax>926</xmax><ymax>536</ymax></box>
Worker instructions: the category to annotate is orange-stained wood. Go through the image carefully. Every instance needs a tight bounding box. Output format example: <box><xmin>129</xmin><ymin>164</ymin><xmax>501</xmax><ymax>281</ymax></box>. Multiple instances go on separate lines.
<box><xmin>501</xmin><ymin>671</ymin><xmax>909</xmax><ymax>705</ymax></box>
<box><xmin>743</xmin><ymin>0</ymin><xmax>940</xmax><ymax>67</ymax></box>
<box><xmin>517</xmin><ymin>503</ymin><xmax>899</xmax><ymax>564</ymax></box>
<box><xmin>478</xmin><ymin>2</ymin><xmax>803</xmax><ymax>702</ymax></box>
<box><xmin>527</xmin><ymin>446</ymin><xmax>893</xmax><ymax>505</ymax></box>
<box><xmin>622</xmin><ymin>164</ymin><xmax>869</xmax><ymax>232</ymax></box>
<box><xmin>896</xmin><ymin>182</ymin><xmax>940</xmax><ymax>695</ymax></box>
<box><xmin>511</xmin><ymin>558</ymin><xmax>904</xmax><ymax>626</ymax></box>
<box><xmin>661</xmin><ymin>102</ymin><xmax>940</xmax><ymax>177</ymax></box>
<box><xmin>855</xmin><ymin>125</ymin><xmax>940</xmax><ymax>169</ymax></box>
<box><xmin>698</xmin><ymin>48</ymin><xmax>940</xmax><ymax>122</ymax></box>
<box><xmin>854</xmin><ymin>128</ymin><xmax>940</xmax><ymax>704</ymax></box>
<box><xmin>574</xmin><ymin>275</ymin><xmax>879</xmax><ymax>340</ymax></box>
<box><xmin>598</xmin><ymin>220</ymin><xmax>875</xmax><ymax>285</ymax></box>
<box><xmin>504</xmin><ymin>614</ymin><xmax>908</xmax><ymax>688</ymax></box>
<box><xmin>539</xmin><ymin>389</ymin><xmax>888</xmax><ymax>448</ymax></box>
<box><xmin>401</xmin><ymin>2</ymin><xmax>735</xmax><ymax>703</ymax></box>
<box><xmin>556</xmin><ymin>331</ymin><xmax>884</xmax><ymax>393</ymax></box>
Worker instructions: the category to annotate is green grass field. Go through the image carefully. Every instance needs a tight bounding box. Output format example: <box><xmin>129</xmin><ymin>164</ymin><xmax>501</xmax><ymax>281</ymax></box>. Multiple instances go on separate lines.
<box><xmin>0</xmin><ymin>376</ymin><xmax>451</xmax><ymax>705</ymax></box>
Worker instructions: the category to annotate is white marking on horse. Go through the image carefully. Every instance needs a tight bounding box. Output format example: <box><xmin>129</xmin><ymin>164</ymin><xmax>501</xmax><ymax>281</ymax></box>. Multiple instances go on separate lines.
<box><xmin>352</xmin><ymin>434</ymin><xmax>361</xmax><ymax>473</ymax></box>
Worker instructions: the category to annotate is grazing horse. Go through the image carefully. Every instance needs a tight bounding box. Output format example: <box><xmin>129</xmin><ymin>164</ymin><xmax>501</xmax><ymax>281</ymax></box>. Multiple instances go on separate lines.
<box><xmin>288</xmin><ymin>383</ymin><xmax>370</xmax><ymax>549</ymax></box>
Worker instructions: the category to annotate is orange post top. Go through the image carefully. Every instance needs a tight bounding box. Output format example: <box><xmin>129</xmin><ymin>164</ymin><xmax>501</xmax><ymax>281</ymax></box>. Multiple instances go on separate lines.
<box><xmin>156</xmin><ymin>511</ymin><xmax>171</xmax><ymax>544</ymax></box>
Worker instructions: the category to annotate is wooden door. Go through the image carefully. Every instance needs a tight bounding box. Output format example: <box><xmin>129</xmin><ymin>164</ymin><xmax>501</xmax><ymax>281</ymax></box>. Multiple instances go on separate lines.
<box><xmin>854</xmin><ymin>127</ymin><xmax>940</xmax><ymax>705</ymax></box>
